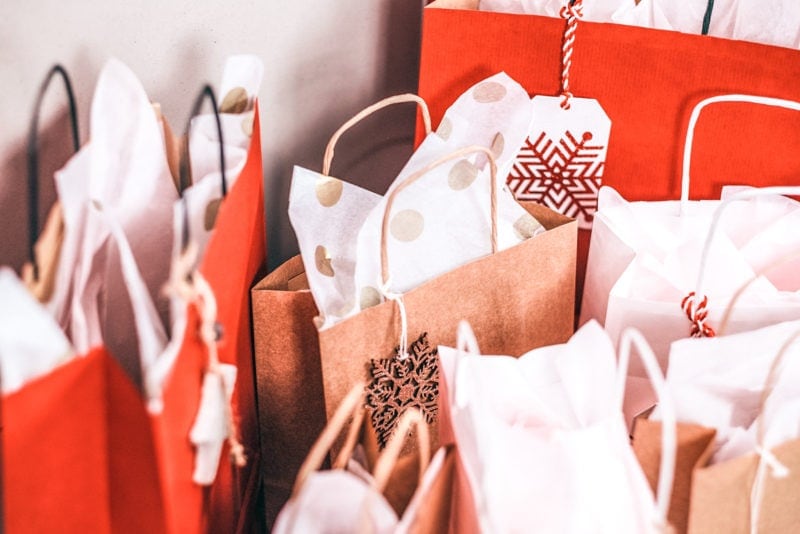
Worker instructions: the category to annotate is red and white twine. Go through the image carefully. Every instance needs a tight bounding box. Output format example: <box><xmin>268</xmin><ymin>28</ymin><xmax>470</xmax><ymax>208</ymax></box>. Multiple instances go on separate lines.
<box><xmin>681</xmin><ymin>292</ymin><xmax>716</xmax><ymax>338</ymax></box>
<box><xmin>559</xmin><ymin>0</ymin><xmax>584</xmax><ymax>110</ymax></box>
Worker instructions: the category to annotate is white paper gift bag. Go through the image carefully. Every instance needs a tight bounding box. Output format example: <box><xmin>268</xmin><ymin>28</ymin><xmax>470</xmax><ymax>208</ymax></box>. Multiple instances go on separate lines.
<box><xmin>581</xmin><ymin>95</ymin><xmax>800</xmax><ymax>415</ymax></box>
<box><xmin>437</xmin><ymin>321</ymin><xmax>677</xmax><ymax>533</ymax></box>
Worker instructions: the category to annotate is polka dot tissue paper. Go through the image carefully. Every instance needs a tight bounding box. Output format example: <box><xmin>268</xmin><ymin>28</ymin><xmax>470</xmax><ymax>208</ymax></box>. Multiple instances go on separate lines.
<box><xmin>289</xmin><ymin>72</ymin><xmax>544</xmax><ymax>329</ymax></box>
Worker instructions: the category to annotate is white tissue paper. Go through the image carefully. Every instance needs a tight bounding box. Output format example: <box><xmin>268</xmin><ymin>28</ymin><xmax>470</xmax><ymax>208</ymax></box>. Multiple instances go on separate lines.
<box><xmin>48</xmin><ymin>55</ymin><xmax>261</xmax><ymax>404</ymax></box>
<box><xmin>51</xmin><ymin>58</ymin><xmax>175</xmax><ymax>389</ymax></box>
<box><xmin>272</xmin><ymin>468</ymin><xmax>398</xmax><ymax>534</ymax></box>
<box><xmin>189</xmin><ymin>364</ymin><xmax>238</xmax><ymax>485</ymax></box>
<box><xmin>290</xmin><ymin>72</ymin><xmax>543</xmax><ymax>329</ymax></box>
<box><xmin>655</xmin><ymin>319</ymin><xmax>800</xmax><ymax>464</ymax></box>
<box><xmin>145</xmin><ymin>55</ymin><xmax>264</xmax><ymax>406</ymax></box>
<box><xmin>479</xmin><ymin>0</ymin><xmax>626</xmax><ymax>23</ymax></box>
<box><xmin>177</xmin><ymin>54</ymin><xmax>263</xmax><ymax>271</ymax></box>
<box><xmin>612</xmin><ymin>0</ymin><xmax>800</xmax><ymax>49</ymax></box>
<box><xmin>581</xmin><ymin>186</ymin><xmax>800</xmax><ymax>414</ymax></box>
<box><xmin>0</xmin><ymin>267</ymin><xmax>74</xmax><ymax>394</ymax></box>
<box><xmin>480</xmin><ymin>0</ymin><xmax>800</xmax><ymax>49</ymax></box>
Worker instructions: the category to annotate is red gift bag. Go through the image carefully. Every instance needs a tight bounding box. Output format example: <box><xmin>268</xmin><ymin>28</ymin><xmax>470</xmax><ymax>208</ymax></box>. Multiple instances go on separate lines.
<box><xmin>417</xmin><ymin>0</ymin><xmax>800</xmax><ymax>299</ymax></box>
<box><xmin>1</xmin><ymin>65</ymin><xmax>115</xmax><ymax>534</ymax></box>
<box><xmin>105</xmin><ymin>90</ymin><xmax>266</xmax><ymax>534</ymax></box>
<box><xmin>4</xmin><ymin>73</ymin><xmax>265</xmax><ymax>533</ymax></box>
<box><xmin>4</xmin><ymin>348</ymin><xmax>113</xmax><ymax>533</ymax></box>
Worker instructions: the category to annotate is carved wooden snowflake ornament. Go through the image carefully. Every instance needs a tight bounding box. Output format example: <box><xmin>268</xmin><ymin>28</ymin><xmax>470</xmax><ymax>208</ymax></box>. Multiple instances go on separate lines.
<box><xmin>365</xmin><ymin>332</ymin><xmax>439</xmax><ymax>449</ymax></box>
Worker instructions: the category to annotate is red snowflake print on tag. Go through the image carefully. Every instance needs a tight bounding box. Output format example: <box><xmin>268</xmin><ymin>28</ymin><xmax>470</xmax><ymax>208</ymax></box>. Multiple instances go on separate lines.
<box><xmin>507</xmin><ymin>96</ymin><xmax>611</xmax><ymax>230</ymax></box>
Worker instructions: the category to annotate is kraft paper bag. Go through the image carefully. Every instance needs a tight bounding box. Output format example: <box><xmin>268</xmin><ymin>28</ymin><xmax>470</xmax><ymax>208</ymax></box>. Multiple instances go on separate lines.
<box><xmin>635</xmin><ymin>420</ymin><xmax>800</xmax><ymax>534</ymax></box>
<box><xmin>317</xmin><ymin>191</ymin><xmax>575</xmax><ymax>513</ymax></box>
<box><xmin>253</xmin><ymin>93</ymin><xmax>438</xmax><ymax>528</ymax></box>
<box><xmin>251</xmin><ymin>255</ymin><xmax>328</xmax><ymax>531</ymax></box>
<box><xmin>395</xmin><ymin>447</ymin><xmax>454</xmax><ymax>534</ymax></box>
<box><xmin>301</xmin><ymin>85</ymin><xmax>570</xmax><ymax>467</ymax></box>
<box><xmin>316</xmin><ymin>172</ymin><xmax>575</xmax><ymax>445</ymax></box>
<box><xmin>255</xmin><ymin>193</ymin><xmax>573</xmax><ymax>529</ymax></box>
<box><xmin>633</xmin><ymin>421</ymin><xmax>717</xmax><ymax>534</ymax></box>
<box><xmin>272</xmin><ymin>385</ymin><xmax>434</xmax><ymax>534</ymax></box>
<box><xmin>633</xmin><ymin>321</ymin><xmax>800</xmax><ymax>533</ymax></box>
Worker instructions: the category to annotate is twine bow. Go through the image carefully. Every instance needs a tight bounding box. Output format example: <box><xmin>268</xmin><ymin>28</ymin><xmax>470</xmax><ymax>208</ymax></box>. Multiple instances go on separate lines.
<box><xmin>165</xmin><ymin>244</ymin><xmax>246</xmax><ymax>468</ymax></box>
<box><xmin>680</xmin><ymin>292</ymin><xmax>716</xmax><ymax>338</ymax></box>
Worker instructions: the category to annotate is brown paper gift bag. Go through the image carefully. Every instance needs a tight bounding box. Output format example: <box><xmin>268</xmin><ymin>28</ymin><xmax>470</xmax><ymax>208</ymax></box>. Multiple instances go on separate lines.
<box><xmin>251</xmin><ymin>256</ymin><xmax>327</xmax><ymax>529</ymax></box>
<box><xmin>634</xmin><ymin>419</ymin><xmax>800</xmax><ymax>534</ymax></box>
<box><xmin>253</xmin><ymin>95</ymin><xmax>436</xmax><ymax>528</ymax></box>
<box><xmin>272</xmin><ymin>383</ymin><xmax>432</xmax><ymax>533</ymax></box>
<box><xmin>317</xmin><ymin>144</ymin><xmax>576</xmax><ymax>503</ymax></box>
<box><xmin>632</xmin><ymin>420</ymin><xmax>717</xmax><ymax>534</ymax></box>
<box><xmin>633</xmin><ymin>331</ymin><xmax>800</xmax><ymax>534</ymax></box>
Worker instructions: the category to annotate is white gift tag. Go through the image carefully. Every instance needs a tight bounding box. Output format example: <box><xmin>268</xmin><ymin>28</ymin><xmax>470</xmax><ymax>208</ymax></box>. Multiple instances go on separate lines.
<box><xmin>507</xmin><ymin>96</ymin><xmax>611</xmax><ymax>229</ymax></box>
<box><xmin>189</xmin><ymin>363</ymin><xmax>237</xmax><ymax>485</ymax></box>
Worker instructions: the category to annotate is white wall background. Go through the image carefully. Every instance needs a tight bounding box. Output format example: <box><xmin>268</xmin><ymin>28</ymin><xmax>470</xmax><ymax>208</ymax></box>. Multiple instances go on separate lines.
<box><xmin>0</xmin><ymin>0</ymin><xmax>425</xmax><ymax>270</ymax></box>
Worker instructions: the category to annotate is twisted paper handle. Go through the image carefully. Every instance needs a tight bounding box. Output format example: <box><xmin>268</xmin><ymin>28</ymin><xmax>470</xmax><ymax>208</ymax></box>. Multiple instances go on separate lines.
<box><xmin>559</xmin><ymin>0</ymin><xmax>584</xmax><ymax>109</ymax></box>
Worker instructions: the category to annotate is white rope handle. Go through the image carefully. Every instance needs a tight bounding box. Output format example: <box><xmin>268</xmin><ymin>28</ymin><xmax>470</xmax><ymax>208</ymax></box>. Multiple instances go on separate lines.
<box><xmin>717</xmin><ymin>248</ymin><xmax>800</xmax><ymax>336</ymax></box>
<box><xmin>453</xmin><ymin>320</ymin><xmax>482</xmax><ymax>410</ymax></box>
<box><xmin>680</xmin><ymin>94</ymin><xmax>800</xmax><ymax>210</ymax></box>
<box><xmin>694</xmin><ymin>186</ymin><xmax>800</xmax><ymax>302</ymax></box>
<box><xmin>616</xmin><ymin>328</ymin><xmax>677</xmax><ymax>527</ymax></box>
<box><xmin>749</xmin><ymin>329</ymin><xmax>799</xmax><ymax>534</ymax></box>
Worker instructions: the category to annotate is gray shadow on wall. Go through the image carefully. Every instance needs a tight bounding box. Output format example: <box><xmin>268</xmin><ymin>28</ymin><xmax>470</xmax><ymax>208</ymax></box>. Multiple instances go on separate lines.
<box><xmin>265</xmin><ymin>0</ymin><xmax>425</xmax><ymax>270</ymax></box>
<box><xmin>0</xmin><ymin>110</ymin><xmax>75</xmax><ymax>272</ymax></box>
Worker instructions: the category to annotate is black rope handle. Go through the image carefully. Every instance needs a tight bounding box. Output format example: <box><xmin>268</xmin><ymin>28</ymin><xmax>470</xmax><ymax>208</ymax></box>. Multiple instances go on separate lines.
<box><xmin>27</xmin><ymin>64</ymin><xmax>80</xmax><ymax>280</ymax></box>
<box><xmin>179</xmin><ymin>84</ymin><xmax>227</xmax><ymax>251</ymax></box>
<box><xmin>701</xmin><ymin>0</ymin><xmax>715</xmax><ymax>35</ymax></box>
